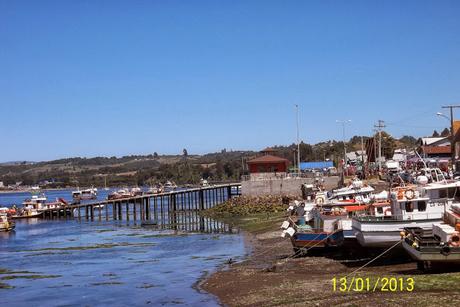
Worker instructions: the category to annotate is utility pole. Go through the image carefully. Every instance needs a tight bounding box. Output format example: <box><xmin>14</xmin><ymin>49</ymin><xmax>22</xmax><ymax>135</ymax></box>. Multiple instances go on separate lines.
<box><xmin>441</xmin><ymin>105</ymin><xmax>460</xmax><ymax>168</ymax></box>
<box><xmin>295</xmin><ymin>104</ymin><xmax>301</xmax><ymax>175</ymax></box>
<box><xmin>374</xmin><ymin>120</ymin><xmax>386</xmax><ymax>172</ymax></box>
<box><xmin>336</xmin><ymin>120</ymin><xmax>351</xmax><ymax>181</ymax></box>
<box><xmin>361</xmin><ymin>136</ymin><xmax>365</xmax><ymax>179</ymax></box>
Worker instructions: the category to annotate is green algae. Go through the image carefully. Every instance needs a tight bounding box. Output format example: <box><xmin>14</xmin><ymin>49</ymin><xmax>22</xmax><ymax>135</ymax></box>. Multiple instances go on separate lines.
<box><xmin>20</xmin><ymin>242</ymin><xmax>156</xmax><ymax>252</ymax></box>
<box><xmin>1</xmin><ymin>274</ymin><xmax>61</xmax><ymax>280</ymax></box>
<box><xmin>24</xmin><ymin>251</ymin><xmax>71</xmax><ymax>257</ymax></box>
<box><xmin>136</xmin><ymin>283</ymin><xmax>159</xmax><ymax>289</ymax></box>
<box><xmin>0</xmin><ymin>282</ymin><xmax>14</xmax><ymax>289</ymax></box>
<box><xmin>0</xmin><ymin>268</ymin><xmax>39</xmax><ymax>275</ymax></box>
<box><xmin>91</xmin><ymin>281</ymin><xmax>124</xmax><ymax>286</ymax></box>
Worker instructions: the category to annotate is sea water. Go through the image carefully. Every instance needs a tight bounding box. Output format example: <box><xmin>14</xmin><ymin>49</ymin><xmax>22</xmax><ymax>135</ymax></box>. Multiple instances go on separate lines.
<box><xmin>0</xmin><ymin>190</ymin><xmax>247</xmax><ymax>306</ymax></box>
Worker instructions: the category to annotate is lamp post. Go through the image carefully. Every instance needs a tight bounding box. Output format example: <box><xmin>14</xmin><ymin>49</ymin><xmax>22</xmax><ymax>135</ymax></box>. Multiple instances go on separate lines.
<box><xmin>295</xmin><ymin>104</ymin><xmax>301</xmax><ymax>175</ymax></box>
<box><xmin>336</xmin><ymin>120</ymin><xmax>352</xmax><ymax>174</ymax></box>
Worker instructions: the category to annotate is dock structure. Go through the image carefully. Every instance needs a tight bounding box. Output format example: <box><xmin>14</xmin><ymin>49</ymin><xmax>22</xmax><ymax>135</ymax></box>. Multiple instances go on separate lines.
<box><xmin>41</xmin><ymin>183</ymin><xmax>241</xmax><ymax>224</ymax></box>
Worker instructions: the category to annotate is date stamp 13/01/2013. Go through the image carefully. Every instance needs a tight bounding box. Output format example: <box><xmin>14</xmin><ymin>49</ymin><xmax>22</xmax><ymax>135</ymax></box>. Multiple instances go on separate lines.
<box><xmin>332</xmin><ymin>277</ymin><xmax>415</xmax><ymax>292</ymax></box>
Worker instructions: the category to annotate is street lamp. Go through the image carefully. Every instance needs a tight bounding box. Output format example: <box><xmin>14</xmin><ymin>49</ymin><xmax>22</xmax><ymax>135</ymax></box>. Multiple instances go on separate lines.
<box><xmin>436</xmin><ymin>112</ymin><xmax>450</xmax><ymax>122</ymax></box>
<box><xmin>336</xmin><ymin>119</ymin><xmax>352</xmax><ymax>170</ymax></box>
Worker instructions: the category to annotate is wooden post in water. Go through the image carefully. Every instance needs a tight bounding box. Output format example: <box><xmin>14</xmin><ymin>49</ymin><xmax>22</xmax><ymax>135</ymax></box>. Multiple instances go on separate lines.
<box><xmin>160</xmin><ymin>196</ymin><xmax>164</xmax><ymax>224</ymax></box>
<box><xmin>199</xmin><ymin>189</ymin><xmax>204</xmax><ymax>210</ymax></box>
<box><xmin>105</xmin><ymin>203</ymin><xmax>109</xmax><ymax>221</ymax></box>
<box><xmin>153</xmin><ymin>197</ymin><xmax>158</xmax><ymax>222</ymax></box>
<box><xmin>140</xmin><ymin>198</ymin><xmax>145</xmax><ymax>220</ymax></box>
<box><xmin>118</xmin><ymin>201</ymin><xmax>122</xmax><ymax>220</ymax></box>
<box><xmin>227</xmin><ymin>186</ymin><xmax>232</xmax><ymax>200</ymax></box>
<box><xmin>112</xmin><ymin>203</ymin><xmax>117</xmax><ymax>220</ymax></box>
<box><xmin>125</xmin><ymin>202</ymin><xmax>129</xmax><ymax>221</ymax></box>
<box><xmin>133</xmin><ymin>200</ymin><xmax>137</xmax><ymax>220</ymax></box>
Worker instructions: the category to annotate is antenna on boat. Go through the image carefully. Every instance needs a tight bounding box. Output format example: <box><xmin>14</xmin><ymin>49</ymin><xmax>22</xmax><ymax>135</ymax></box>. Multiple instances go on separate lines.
<box><xmin>414</xmin><ymin>149</ymin><xmax>427</xmax><ymax>169</ymax></box>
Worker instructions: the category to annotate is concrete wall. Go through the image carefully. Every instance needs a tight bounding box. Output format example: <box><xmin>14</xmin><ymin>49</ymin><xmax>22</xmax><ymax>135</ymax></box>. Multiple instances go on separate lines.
<box><xmin>241</xmin><ymin>176</ymin><xmax>340</xmax><ymax>197</ymax></box>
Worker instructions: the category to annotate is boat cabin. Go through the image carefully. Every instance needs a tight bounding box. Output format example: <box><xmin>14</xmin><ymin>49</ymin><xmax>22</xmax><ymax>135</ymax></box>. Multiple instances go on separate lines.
<box><xmin>390</xmin><ymin>181</ymin><xmax>460</xmax><ymax>221</ymax></box>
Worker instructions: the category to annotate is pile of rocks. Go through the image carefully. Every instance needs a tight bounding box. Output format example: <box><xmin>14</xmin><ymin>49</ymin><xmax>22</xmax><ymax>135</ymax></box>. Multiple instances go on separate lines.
<box><xmin>204</xmin><ymin>195</ymin><xmax>298</xmax><ymax>216</ymax></box>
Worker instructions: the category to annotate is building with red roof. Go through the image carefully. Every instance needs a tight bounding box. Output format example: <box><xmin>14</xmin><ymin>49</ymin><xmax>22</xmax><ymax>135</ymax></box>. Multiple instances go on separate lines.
<box><xmin>246</xmin><ymin>154</ymin><xmax>290</xmax><ymax>173</ymax></box>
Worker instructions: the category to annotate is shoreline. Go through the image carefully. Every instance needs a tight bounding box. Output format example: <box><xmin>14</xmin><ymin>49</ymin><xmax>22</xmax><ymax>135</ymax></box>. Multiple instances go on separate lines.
<box><xmin>200</xmin><ymin>214</ymin><xmax>460</xmax><ymax>306</ymax></box>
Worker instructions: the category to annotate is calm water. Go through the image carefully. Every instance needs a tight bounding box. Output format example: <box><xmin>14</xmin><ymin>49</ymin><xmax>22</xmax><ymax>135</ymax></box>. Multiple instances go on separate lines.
<box><xmin>0</xmin><ymin>190</ymin><xmax>247</xmax><ymax>306</ymax></box>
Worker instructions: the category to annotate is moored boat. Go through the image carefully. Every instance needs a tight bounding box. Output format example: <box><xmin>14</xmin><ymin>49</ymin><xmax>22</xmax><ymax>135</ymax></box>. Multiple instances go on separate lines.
<box><xmin>402</xmin><ymin>204</ymin><xmax>460</xmax><ymax>271</ymax></box>
<box><xmin>0</xmin><ymin>213</ymin><xmax>15</xmax><ymax>232</ymax></box>
<box><xmin>107</xmin><ymin>189</ymin><xmax>132</xmax><ymax>200</ymax></box>
<box><xmin>353</xmin><ymin>170</ymin><xmax>460</xmax><ymax>249</ymax></box>
<box><xmin>72</xmin><ymin>187</ymin><xmax>98</xmax><ymax>200</ymax></box>
<box><xmin>163</xmin><ymin>181</ymin><xmax>177</xmax><ymax>192</ymax></box>
<box><xmin>130</xmin><ymin>187</ymin><xmax>143</xmax><ymax>196</ymax></box>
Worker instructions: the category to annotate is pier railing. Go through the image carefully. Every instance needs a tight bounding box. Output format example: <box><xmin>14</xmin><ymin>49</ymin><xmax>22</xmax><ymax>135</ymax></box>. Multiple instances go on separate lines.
<box><xmin>40</xmin><ymin>183</ymin><xmax>241</xmax><ymax>224</ymax></box>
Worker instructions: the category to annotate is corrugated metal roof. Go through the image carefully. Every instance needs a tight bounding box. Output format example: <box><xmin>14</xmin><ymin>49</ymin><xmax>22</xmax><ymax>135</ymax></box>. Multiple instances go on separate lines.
<box><xmin>247</xmin><ymin>154</ymin><xmax>289</xmax><ymax>164</ymax></box>
<box><xmin>300</xmin><ymin>161</ymin><xmax>334</xmax><ymax>170</ymax></box>
<box><xmin>421</xmin><ymin>145</ymin><xmax>451</xmax><ymax>154</ymax></box>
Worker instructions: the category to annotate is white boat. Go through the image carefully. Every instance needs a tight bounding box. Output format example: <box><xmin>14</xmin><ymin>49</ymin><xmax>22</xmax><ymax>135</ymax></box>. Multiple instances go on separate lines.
<box><xmin>0</xmin><ymin>213</ymin><xmax>15</xmax><ymax>232</ymax></box>
<box><xmin>72</xmin><ymin>187</ymin><xmax>98</xmax><ymax>200</ymax></box>
<box><xmin>107</xmin><ymin>189</ymin><xmax>132</xmax><ymax>200</ymax></box>
<box><xmin>282</xmin><ymin>181</ymin><xmax>381</xmax><ymax>245</ymax></box>
<box><xmin>163</xmin><ymin>181</ymin><xmax>177</xmax><ymax>192</ymax></box>
<box><xmin>353</xmin><ymin>170</ymin><xmax>460</xmax><ymax>248</ymax></box>
<box><xmin>130</xmin><ymin>187</ymin><xmax>143</xmax><ymax>196</ymax></box>
<box><xmin>321</xmin><ymin>179</ymin><xmax>375</xmax><ymax>206</ymax></box>
<box><xmin>200</xmin><ymin>179</ymin><xmax>210</xmax><ymax>187</ymax></box>
<box><xmin>22</xmin><ymin>194</ymin><xmax>48</xmax><ymax>210</ymax></box>
<box><xmin>402</xmin><ymin>204</ymin><xmax>460</xmax><ymax>271</ymax></box>
<box><xmin>147</xmin><ymin>185</ymin><xmax>163</xmax><ymax>195</ymax></box>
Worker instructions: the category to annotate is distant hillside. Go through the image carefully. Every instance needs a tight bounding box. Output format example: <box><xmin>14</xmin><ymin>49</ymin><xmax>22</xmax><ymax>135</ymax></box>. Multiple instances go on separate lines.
<box><xmin>0</xmin><ymin>133</ymin><xmax>418</xmax><ymax>187</ymax></box>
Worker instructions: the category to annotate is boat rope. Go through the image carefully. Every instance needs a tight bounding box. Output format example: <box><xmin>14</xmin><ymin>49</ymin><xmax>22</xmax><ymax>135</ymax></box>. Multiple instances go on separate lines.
<box><xmin>282</xmin><ymin>228</ymin><xmax>344</xmax><ymax>263</ymax></box>
<box><xmin>345</xmin><ymin>239</ymin><xmax>402</xmax><ymax>278</ymax></box>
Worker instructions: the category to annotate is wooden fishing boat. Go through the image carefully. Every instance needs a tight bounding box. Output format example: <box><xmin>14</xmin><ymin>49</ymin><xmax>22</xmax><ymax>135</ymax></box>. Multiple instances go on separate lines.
<box><xmin>353</xmin><ymin>171</ymin><xmax>460</xmax><ymax>249</ymax></box>
<box><xmin>11</xmin><ymin>209</ymin><xmax>43</xmax><ymax>219</ymax></box>
<box><xmin>72</xmin><ymin>187</ymin><xmax>98</xmax><ymax>200</ymax></box>
<box><xmin>0</xmin><ymin>214</ymin><xmax>15</xmax><ymax>232</ymax></box>
<box><xmin>402</xmin><ymin>205</ymin><xmax>460</xmax><ymax>271</ymax></box>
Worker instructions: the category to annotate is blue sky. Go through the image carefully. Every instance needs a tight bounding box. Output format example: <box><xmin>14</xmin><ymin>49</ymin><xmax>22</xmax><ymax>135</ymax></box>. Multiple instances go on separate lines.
<box><xmin>1</xmin><ymin>1</ymin><xmax>459</xmax><ymax>162</ymax></box>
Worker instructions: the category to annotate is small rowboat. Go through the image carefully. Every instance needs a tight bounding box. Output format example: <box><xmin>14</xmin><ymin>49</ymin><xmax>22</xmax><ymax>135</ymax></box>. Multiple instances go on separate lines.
<box><xmin>0</xmin><ymin>214</ymin><xmax>15</xmax><ymax>232</ymax></box>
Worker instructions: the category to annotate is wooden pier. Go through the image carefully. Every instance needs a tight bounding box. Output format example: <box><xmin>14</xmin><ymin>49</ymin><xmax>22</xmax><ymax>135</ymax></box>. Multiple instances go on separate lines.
<box><xmin>41</xmin><ymin>183</ymin><xmax>241</xmax><ymax>225</ymax></box>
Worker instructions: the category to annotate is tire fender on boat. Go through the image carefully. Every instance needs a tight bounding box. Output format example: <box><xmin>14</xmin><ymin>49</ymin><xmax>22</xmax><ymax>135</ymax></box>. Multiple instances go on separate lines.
<box><xmin>405</xmin><ymin>189</ymin><xmax>415</xmax><ymax>200</ymax></box>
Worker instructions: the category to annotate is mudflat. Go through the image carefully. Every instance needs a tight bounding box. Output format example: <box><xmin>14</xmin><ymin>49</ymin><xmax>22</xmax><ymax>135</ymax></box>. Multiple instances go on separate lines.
<box><xmin>201</xmin><ymin>215</ymin><xmax>460</xmax><ymax>306</ymax></box>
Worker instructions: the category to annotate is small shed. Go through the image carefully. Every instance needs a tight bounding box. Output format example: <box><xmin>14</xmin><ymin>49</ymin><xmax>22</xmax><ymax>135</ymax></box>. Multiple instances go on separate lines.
<box><xmin>247</xmin><ymin>155</ymin><xmax>289</xmax><ymax>173</ymax></box>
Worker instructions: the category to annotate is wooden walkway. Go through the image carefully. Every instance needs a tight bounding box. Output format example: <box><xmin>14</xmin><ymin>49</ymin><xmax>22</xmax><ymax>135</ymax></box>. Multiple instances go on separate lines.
<box><xmin>41</xmin><ymin>183</ymin><xmax>241</xmax><ymax>222</ymax></box>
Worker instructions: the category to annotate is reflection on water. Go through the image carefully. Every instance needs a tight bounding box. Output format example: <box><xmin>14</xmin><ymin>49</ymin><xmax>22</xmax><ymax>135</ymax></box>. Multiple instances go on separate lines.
<box><xmin>0</xmin><ymin>190</ymin><xmax>247</xmax><ymax>306</ymax></box>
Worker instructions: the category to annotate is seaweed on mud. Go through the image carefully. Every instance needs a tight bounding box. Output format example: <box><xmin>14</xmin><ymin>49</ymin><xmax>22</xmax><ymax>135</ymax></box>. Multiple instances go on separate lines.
<box><xmin>20</xmin><ymin>242</ymin><xmax>156</xmax><ymax>252</ymax></box>
<box><xmin>0</xmin><ymin>282</ymin><xmax>14</xmax><ymax>289</ymax></box>
<box><xmin>133</xmin><ymin>259</ymin><xmax>160</xmax><ymax>264</ymax></box>
<box><xmin>136</xmin><ymin>283</ymin><xmax>159</xmax><ymax>289</ymax></box>
<box><xmin>23</xmin><ymin>251</ymin><xmax>71</xmax><ymax>257</ymax></box>
<box><xmin>91</xmin><ymin>281</ymin><xmax>124</xmax><ymax>286</ymax></box>
<box><xmin>0</xmin><ymin>268</ymin><xmax>38</xmax><ymax>275</ymax></box>
<box><xmin>1</xmin><ymin>274</ymin><xmax>61</xmax><ymax>280</ymax></box>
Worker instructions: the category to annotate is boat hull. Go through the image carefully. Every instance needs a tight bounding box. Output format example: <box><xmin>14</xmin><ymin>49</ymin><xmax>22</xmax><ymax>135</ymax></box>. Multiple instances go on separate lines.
<box><xmin>353</xmin><ymin>218</ymin><xmax>442</xmax><ymax>248</ymax></box>
<box><xmin>291</xmin><ymin>231</ymin><xmax>344</xmax><ymax>249</ymax></box>
<box><xmin>11</xmin><ymin>212</ymin><xmax>43</xmax><ymax>219</ymax></box>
